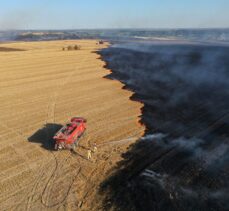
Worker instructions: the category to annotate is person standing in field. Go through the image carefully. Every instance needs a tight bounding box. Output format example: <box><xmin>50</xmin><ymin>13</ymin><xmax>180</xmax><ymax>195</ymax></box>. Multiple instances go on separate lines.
<box><xmin>93</xmin><ymin>143</ymin><xmax>97</xmax><ymax>153</ymax></box>
<box><xmin>87</xmin><ymin>149</ymin><xmax>92</xmax><ymax>160</ymax></box>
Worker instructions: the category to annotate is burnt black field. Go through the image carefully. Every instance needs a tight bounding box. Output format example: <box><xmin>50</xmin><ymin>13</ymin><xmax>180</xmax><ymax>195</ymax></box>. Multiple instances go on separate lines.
<box><xmin>99</xmin><ymin>41</ymin><xmax>229</xmax><ymax>211</ymax></box>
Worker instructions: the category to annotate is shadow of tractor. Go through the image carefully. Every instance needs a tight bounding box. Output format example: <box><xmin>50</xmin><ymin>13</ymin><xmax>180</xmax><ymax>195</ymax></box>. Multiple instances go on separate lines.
<box><xmin>28</xmin><ymin>123</ymin><xmax>62</xmax><ymax>150</ymax></box>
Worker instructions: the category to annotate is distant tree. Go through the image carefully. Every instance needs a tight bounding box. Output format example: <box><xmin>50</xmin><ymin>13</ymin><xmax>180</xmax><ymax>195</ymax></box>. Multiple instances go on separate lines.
<box><xmin>74</xmin><ymin>45</ymin><xmax>81</xmax><ymax>50</ymax></box>
<box><xmin>67</xmin><ymin>46</ymin><xmax>73</xmax><ymax>51</ymax></box>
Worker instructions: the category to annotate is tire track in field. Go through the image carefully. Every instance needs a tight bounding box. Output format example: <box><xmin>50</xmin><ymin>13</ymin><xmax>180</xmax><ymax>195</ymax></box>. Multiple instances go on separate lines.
<box><xmin>3</xmin><ymin>48</ymin><xmax>94</xmax><ymax>211</ymax></box>
<box><xmin>33</xmin><ymin>49</ymin><xmax>91</xmax><ymax>209</ymax></box>
<box><xmin>0</xmin><ymin>121</ymin><xmax>49</xmax><ymax>210</ymax></box>
<box><xmin>41</xmin><ymin>156</ymin><xmax>81</xmax><ymax>208</ymax></box>
<box><xmin>45</xmin><ymin>45</ymin><xmax>91</xmax><ymax>125</ymax></box>
<box><xmin>0</xmin><ymin>41</ymin><xmax>145</xmax><ymax>210</ymax></box>
<box><xmin>22</xmin><ymin>49</ymin><xmax>91</xmax><ymax>210</ymax></box>
<box><xmin>71</xmin><ymin>133</ymin><xmax>141</xmax><ymax>209</ymax></box>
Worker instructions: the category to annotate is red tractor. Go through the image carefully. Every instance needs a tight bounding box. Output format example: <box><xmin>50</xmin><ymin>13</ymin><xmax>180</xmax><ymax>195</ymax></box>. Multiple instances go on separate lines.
<box><xmin>53</xmin><ymin>117</ymin><xmax>86</xmax><ymax>150</ymax></box>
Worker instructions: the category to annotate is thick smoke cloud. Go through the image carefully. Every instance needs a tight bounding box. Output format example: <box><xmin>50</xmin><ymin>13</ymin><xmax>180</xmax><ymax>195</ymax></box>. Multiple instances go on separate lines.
<box><xmin>100</xmin><ymin>41</ymin><xmax>229</xmax><ymax>210</ymax></box>
<box><xmin>101</xmin><ymin>42</ymin><xmax>229</xmax><ymax>138</ymax></box>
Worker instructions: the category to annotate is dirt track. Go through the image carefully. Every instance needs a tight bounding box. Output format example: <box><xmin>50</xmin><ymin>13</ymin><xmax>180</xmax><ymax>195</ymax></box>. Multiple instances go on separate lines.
<box><xmin>0</xmin><ymin>40</ymin><xmax>145</xmax><ymax>210</ymax></box>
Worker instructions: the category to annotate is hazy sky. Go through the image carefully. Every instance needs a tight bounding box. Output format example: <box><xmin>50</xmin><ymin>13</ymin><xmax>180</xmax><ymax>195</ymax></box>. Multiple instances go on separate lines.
<box><xmin>0</xmin><ymin>0</ymin><xmax>228</xmax><ymax>29</ymax></box>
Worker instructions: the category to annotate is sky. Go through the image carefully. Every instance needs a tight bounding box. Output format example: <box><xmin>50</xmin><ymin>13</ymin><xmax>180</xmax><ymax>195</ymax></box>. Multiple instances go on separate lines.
<box><xmin>0</xmin><ymin>0</ymin><xmax>228</xmax><ymax>30</ymax></box>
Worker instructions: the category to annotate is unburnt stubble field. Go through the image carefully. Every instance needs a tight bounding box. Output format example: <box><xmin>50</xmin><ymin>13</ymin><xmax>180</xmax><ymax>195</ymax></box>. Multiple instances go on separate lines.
<box><xmin>0</xmin><ymin>40</ymin><xmax>144</xmax><ymax>210</ymax></box>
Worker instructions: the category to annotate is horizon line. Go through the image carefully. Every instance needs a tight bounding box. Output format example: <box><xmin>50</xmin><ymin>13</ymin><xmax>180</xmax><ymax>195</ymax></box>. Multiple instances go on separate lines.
<box><xmin>1</xmin><ymin>27</ymin><xmax>229</xmax><ymax>32</ymax></box>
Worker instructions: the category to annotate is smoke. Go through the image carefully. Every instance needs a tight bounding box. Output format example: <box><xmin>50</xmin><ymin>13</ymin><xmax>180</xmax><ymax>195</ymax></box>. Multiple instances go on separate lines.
<box><xmin>0</xmin><ymin>7</ymin><xmax>42</xmax><ymax>30</ymax></box>
<box><xmin>141</xmin><ymin>169</ymin><xmax>168</xmax><ymax>188</ymax></box>
<box><xmin>101</xmin><ymin>42</ymin><xmax>229</xmax><ymax>137</ymax></box>
<box><xmin>197</xmin><ymin>143</ymin><xmax>229</xmax><ymax>168</ymax></box>
<box><xmin>140</xmin><ymin>133</ymin><xmax>167</xmax><ymax>141</ymax></box>
<box><xmin>139</xmin><ymin>131</ymin><xmax>229</xmax><ymax>209</ymax></box>
<box><xmin>100</xmin><ymin>41</ymin><xmax>229</xmax><ymax>210</ymax></box>
<box><xmin>142</xmin><ymin>133</ymin><xmax>229</xmax><ymax>168</ymax></box>
<box><xmin>140</xmin><ymin>166</ymin><xmax>229</xmax><ymax>210</ymax></box>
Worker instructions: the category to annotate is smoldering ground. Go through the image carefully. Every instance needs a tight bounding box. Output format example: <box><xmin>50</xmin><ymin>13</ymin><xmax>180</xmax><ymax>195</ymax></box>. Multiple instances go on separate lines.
<box><xmin>100</xmin><ymin>42</ymin><xmax>229</xmax><ymax>138</ymax></box>
<box><xmin>99</xmin><ymin>41</ymin><xmax>229</xmax><ymax>211</ymax></box>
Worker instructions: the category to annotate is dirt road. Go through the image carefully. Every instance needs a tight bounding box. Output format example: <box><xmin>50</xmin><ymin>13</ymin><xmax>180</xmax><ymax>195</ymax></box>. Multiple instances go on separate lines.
<box><xmin>0</xmin><ymin>40</ymin><xmax>145</xmax><ymax>210</ymax></box>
